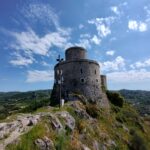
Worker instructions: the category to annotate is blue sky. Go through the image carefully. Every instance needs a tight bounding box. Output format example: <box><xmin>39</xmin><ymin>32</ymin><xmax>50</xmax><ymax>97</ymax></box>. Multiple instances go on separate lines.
<box><xmin>0</xmin><ymin>0</ymin><xmax>150</xmax><ymax>91</ymax></box>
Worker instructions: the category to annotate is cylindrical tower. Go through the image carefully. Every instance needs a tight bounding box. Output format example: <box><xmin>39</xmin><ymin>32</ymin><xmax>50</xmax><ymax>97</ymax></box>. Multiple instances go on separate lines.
<box><xmin>51</xmin><ymin>46</ymin><xmax>108</xmax><ymax>107</ymax></box>
<box><xmin>65</xmin><ymin>46</ymin><xmax>87</xmax><ymax>61</ymax></box>
<box><xmin>101</xmin><ymin>75</ymin><xmax>107</xmax><ymax>90</ymax></box>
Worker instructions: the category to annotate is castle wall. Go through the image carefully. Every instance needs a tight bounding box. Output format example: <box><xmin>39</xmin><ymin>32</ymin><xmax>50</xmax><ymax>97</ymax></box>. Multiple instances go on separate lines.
<box><xmin>53</xmin><ymin>59</ymin><xmax>103</xmax><ymax>102</ymax></box>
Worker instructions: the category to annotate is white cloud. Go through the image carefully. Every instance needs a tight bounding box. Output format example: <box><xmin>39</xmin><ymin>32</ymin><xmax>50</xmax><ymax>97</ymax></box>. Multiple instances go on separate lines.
<box><xmin>98</xmin><ymin>24</ymin><xmax>111</xmax><ymax>37</ymax></box>
<box><xmin>128</xmin><ymin>20</ymin><xmax>147</xmax><ymax>32</ymax></box>
<box><xmin>101</xmin><ymin>56</ymin><xmax>125</xmax><ymax>72</ymax></box>
<box><xmin>9</xmin><ymin>53</ymin><xmax>34</xmax><ymax>66</ymax></box>
<box><xmin>5</xmin><ymin>2</ymin><xmax>72</xmax><ymax>67</ymax></box>
<box><xmin>79</xmin><ymin>24</ymin><xmax>84</xmax><ymax>29</ymax></box>
<box><xmin>144</xmin><ymin>6</ymin><xmax>150</xmax><ymax>22</ymax></box>
<box><xmin>130</xmin><ymin>58</ymin><xmax>150</xmax><ymax>69</ymax></box>
<box><xmin>88</xmin><ymin>17</ymin><xmax>115</xmax><ymax>38</ymax></box>
<box><xmin>41</xmin><ymin>61</ymin><xmax>51</xmax><ymax>67</ymax></box>
<box><xmin>80</xmin><ymin>34</ymin><xmax>91</xmax><ymax>38</ymax></box>
<box><xmin>111</xmin><ymin>6</ymin><xmax>120</xmax><ymax>15</ymax></box>
<box><xmin>76</xmin><ymin>34</ymin><xmax>101</xmax><ymax>48</ymax></box>
<box><xmin>10</xmin><ymin>56</ymin><xmax>33</xmax><ymax>66</ymax></box>
<box><xmin>91</xmin><ymin>35</ymin><xmax>101</xmax><ymax>45</ymax></box>
<box><xmin>75</xmin><ymin>38</ymin><xmax>91</xmax><ymax>49</ymax></box>
<box><xmin>122</xmin><ymin>2</ymin><xmax>128</xmax><ymax>6</ymax></box>
<box><xmin>110</xmin><ymin>37</ymin><xmax>117</xmax><ymax>42</ymax></box>
<box><xmin>26</xmin><ymin>70</ymin><xmax>54</xmax><ymax>83</ymax></box>
<box><xmin>128</xmin><ymin>20</ymin><xmax>138</xmax><ymax>30</ymax></box>
<box><xmin>106</xmin><ymin>50</ymin><xmax>115</xmax><ymax>56</ymax></box>
<box><xmin>10</xmin><ymin>28</ymin><xmax>70</xmax><ymax>56</ymax></box>
<box><xmin>139</xmin><ymin>22</ymin><xmax>147</xmax><ymax>32</ymax></box>
<box><xmin>107</xmin><ymin>69</ymin><xmax>150</xmax><ymax>83</ymax></box>
<box><xmin>22</xmin><ymin>3</ymin><xmax>59</xmax><ymax>28</ymax></box>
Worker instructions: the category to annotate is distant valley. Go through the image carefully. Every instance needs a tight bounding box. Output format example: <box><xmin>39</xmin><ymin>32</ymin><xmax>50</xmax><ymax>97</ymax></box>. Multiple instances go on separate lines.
<box><xmin>119</xmin><ymin>89</ymin><xmax>150</xmax><ymax>116</ymax></box>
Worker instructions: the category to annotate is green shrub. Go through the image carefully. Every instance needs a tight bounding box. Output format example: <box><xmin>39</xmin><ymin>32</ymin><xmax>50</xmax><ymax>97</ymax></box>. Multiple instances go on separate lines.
<box><xmin>116</xmin><ymin>114</ymin><xmax>126</xmax><ymax>123</ymax></box>
<box><xmin>55</xmin><ymin>132</ymin><xmax>70</xmax><ymax>150</ymax></box>
<box><xmin>86</xmin><ymin>104</ymin><xmax>100</xmax><ymax>118</ymax></box>
<box><xmin>106</xmin><ymin>91</ymin><xmax>124</xmax><ymax>107</ymax></box>
<box><xmin>0</xmin><ymin>113</ymin><xmax>8</xmax><ymax>120</ymax></box>
<box><xmin>129</xmin><ymin>130</ymin><xmax>148</xmax><ymax>150</ymax></box>
<box><xmin>77</xmin><ymin>120</ymin><xmax>87</xmax><ymax>133</ymax></box>
<box><xmin>21</xmin><ymin>98</ymin><xmax>50</xmax><ymax>113</ymax></box>
<box><xmin>111</xmin><ymin>105</ymin><xmax>121</xmax><ymax>113</ymax></box>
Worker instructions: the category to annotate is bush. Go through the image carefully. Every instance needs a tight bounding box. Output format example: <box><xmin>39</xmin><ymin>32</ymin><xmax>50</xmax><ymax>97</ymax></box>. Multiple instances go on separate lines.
<box><xmin>77</xmin><ymin>120</ymin><xmax>87</xmax><ymax>133</ymax></box>
<box><xmin>116</xmin><ymin>114</ymin><xmax>126</xmax><ymax>123</ymax></box>
<box><xmin>0</xmin><ymin>113</ymin><xmax>8</xmax><ymax>120</ymax></box>
<box><xmin>106</xmin><ymin>91</ymin><xmax>124</xmax><ymax>107</ymax></box>
<box><xmin>86</xmin><ymin>104</ymin><xmax>100</xmax><ymax>118</ymax></box>
<box><xmin>21</xmin><ymin>98</ymin><xmax>50</xmax><ymax>113</ymax></box>
<box><xmin>129</xmin><ymin>130</ymin><xmax>148</xmax><ymax>150</ymax></box>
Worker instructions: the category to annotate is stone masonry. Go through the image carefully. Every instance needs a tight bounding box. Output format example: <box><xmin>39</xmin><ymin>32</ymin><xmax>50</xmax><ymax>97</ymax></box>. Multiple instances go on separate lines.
<box><xmin>51</xmin><ymin>46</ymin><xmax>109</xmax><ymax>107</ymax></box>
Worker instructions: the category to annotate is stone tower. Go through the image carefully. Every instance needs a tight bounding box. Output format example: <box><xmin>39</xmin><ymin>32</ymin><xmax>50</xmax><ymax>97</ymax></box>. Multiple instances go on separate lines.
<box><xmin>51</xmin><ymin>46</ymin><xmax>109</xmax><ymax>107</ymax></box>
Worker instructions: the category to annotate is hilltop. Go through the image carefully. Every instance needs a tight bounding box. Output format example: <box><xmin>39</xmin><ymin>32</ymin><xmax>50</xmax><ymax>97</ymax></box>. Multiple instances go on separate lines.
<box><xmin>0</xmin><ymin>98</ymin><xmax>149</xmax><ymax>150</ymax></box>
<box><xmin>0</xmin><ymin>90</ymin><xmax>150</xmax><ymax>150</ymax></box>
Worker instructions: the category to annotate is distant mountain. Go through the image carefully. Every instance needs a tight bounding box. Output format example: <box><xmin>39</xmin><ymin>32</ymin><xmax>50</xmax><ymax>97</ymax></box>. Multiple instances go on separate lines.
<box><xmin>119</xmin><ymin>89</ymin><xmax>150</xmax><ymax>116</ymax></box>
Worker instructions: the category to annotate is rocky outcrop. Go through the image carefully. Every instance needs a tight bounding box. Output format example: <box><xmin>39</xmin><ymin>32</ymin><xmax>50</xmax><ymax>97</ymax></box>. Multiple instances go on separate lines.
<box><xmin>35</xmin><ymin>136</ymin><xmax>55</xmax><ymax>150</ymax></box>
<box><xmin>0</xmin><ymin>100</ymin><xmax>147</xmax><ymax>150</ymax></box>
<box><xmin>0</xmin><ymin>111</ymin><xmax>76</xmax><ymax>150</ymax></box>
<box><xmin>55</xmin><ymin>111</ymin><xmax>75</xmax><ymax>131</ymax></box>
<box><xmin>48</xmin><ymin>114</ymin><xmax>63</xmax><ymax>132</ymax></box>
<box><xmin>0</xmin><ymin>114</ymin><xmax>40</xmax><ymax>150</ymax></box>
<box><xmin>69</xmin><ymin>101</ymin><xmax>91</xmax><ymax>119</ymax></box>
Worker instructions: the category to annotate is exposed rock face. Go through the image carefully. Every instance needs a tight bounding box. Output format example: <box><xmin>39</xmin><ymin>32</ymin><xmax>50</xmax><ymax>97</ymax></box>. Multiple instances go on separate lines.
<box><xmin>69</xmin><ymin>101</ymin><xmax>91</xmax><ymax>119</ymax></box>
<box><xmin>0</xmin><ymin>114</ymin><xmax>40</xmax><ymax>150</ymax></box>
<box><xmin>48</xmin><ymin>114</ymin><xmax>63</xmax><ymax>132</ymax></box>
<box><xmin>35</xmin><ymin>136</ymin><xmax>55</xmax><ymax>150</ymax></box>
<box><xmin>35</xmin><ymin>138</ymin><xmax>46</xmax><ymax>150</ymax></box>
<box><xmin>55</xmin><ymin>111</ymin><xmax>75</xmax><ymax>131</ymax></box>
<box><xmin>81</xmin><ymin>144</ymin><xmax>91</xmax><ymax>150</ymax></box>
<box><xmin>0</xmin><ymin>111</ymin><xmax>76</xmax><ymax>150</ymax></box>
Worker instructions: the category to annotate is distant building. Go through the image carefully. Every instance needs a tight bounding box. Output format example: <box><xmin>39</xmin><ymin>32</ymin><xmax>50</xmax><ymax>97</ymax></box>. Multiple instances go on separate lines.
<box><xmin>51</xmin><ymin>46</ymin><xmax>109</xmax><ymax>107</ymax></box>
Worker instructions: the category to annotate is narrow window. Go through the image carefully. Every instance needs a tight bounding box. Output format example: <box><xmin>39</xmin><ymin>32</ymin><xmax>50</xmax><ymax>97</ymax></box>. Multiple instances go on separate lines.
<box><xmin>80</xmin><ymin>69</ymin><xmax>83</xmax><ymax>74</ymax></box>
<box><xmin>80</xmin><ymin>78</ymin><xmax>85</xmax><ymax>83</ymax></box>
<box><xmin>96</xmin><ymin>79</ymin><xmax>98</xmax><ymax>82</ymax></box>
<box><xmin>95</xmin><ymin>70</ymin><xmax>96</xmax><ymax>74</ymax></box>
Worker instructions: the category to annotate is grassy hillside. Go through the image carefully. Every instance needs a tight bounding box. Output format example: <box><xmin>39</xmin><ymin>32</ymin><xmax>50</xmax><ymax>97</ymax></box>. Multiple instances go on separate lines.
<box><xmin>5</xmin><ymin>99</ymin><xmax>150</xmax><ymax>150</ymax></box>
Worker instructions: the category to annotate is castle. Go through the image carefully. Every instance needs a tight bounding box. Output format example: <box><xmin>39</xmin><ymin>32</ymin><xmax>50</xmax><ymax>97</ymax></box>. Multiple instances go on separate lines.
<box><xmin>51</xmin><ymin>46</ymin><xmax>109</xmax><ymax>107</ymax></box>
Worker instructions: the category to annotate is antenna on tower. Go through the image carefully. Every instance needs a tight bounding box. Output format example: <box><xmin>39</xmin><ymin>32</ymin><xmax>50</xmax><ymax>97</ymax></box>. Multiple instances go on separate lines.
<box><xmin>56</xmin><ymin>55</ymin><xmax>64</xmax><ymax>63</ymax></box>
<box><xmin>56</xmin><ymin>55</ymin><xmax>61</xmax><ymax>62</ymax></box>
